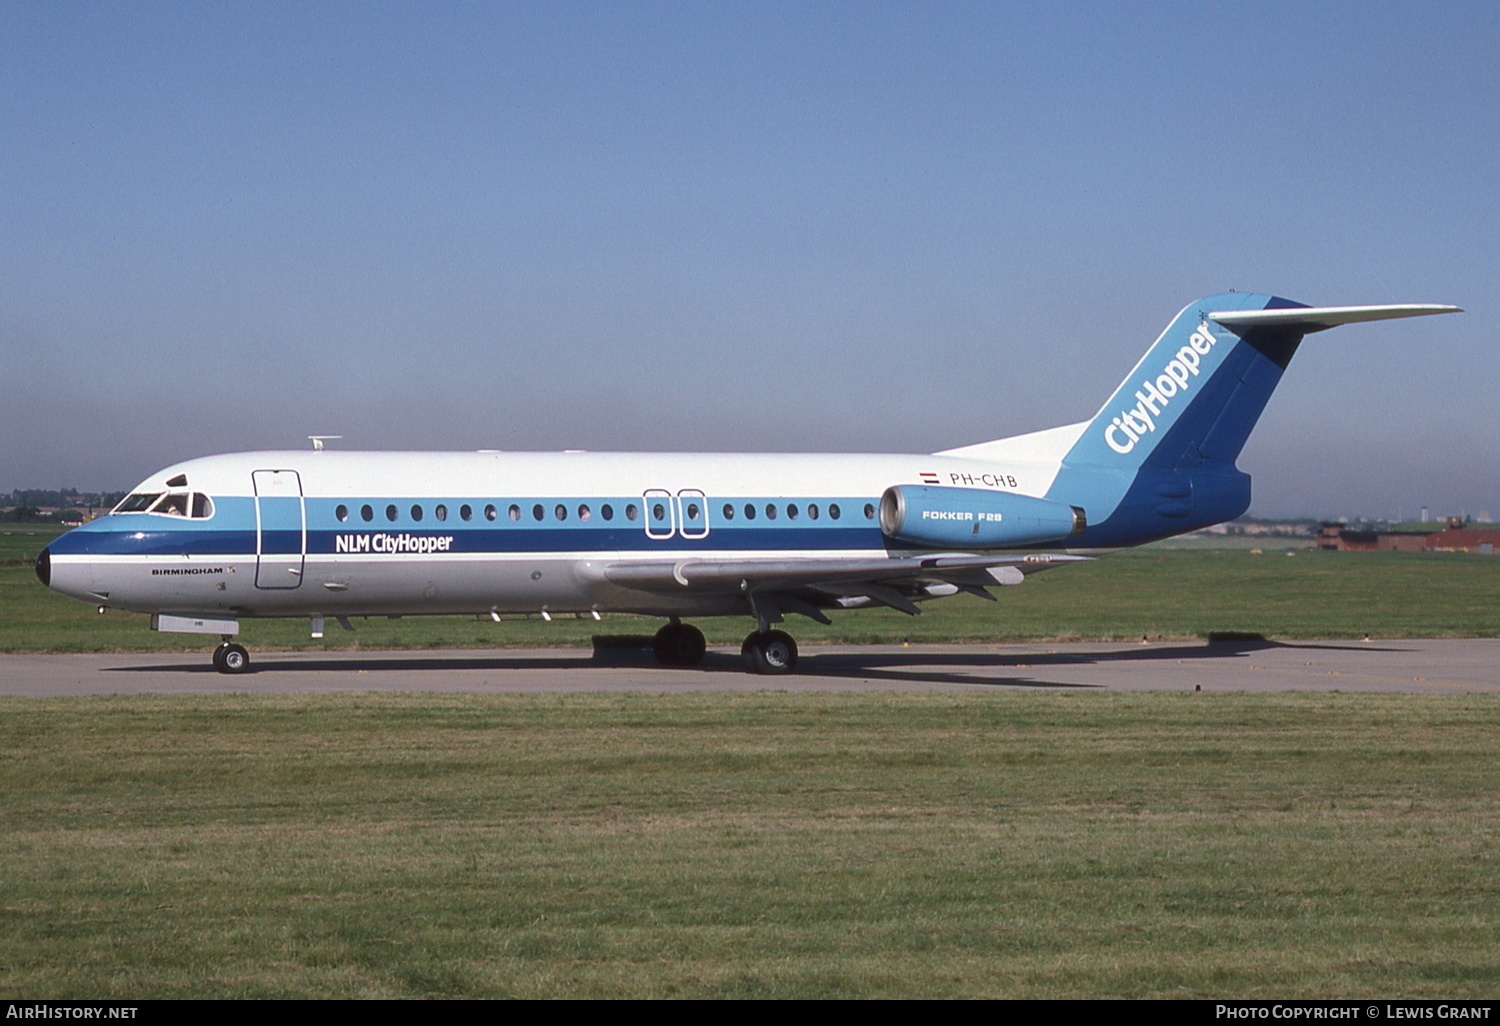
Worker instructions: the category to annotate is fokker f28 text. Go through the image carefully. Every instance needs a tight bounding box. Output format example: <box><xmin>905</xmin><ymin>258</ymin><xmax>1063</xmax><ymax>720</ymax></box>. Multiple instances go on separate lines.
<box><xmin>37</xmin><ymin>293</ymin><xmax>1460</xmax><ymax>674</ymax></box>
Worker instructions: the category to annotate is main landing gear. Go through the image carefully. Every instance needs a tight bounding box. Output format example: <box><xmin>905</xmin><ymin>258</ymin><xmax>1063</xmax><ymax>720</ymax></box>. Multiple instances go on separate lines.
<box><xmin>653</xmin><ymin>620</ymin><xmax>707</xmax><ymax>667</ymax></box>
<box><xmin>651</xmin><ymin>620</ymin><xmax>799</xmax><ymax>675</ymax></box>
<box><xmin>741</xmin><ymin>630</ymin><xmax>797</xmax><ymax>675</ymax></box>
<box><xmin>212</xmin><ymin>640</ymin><xmax>250</xmax><ymax>674</ymax></box>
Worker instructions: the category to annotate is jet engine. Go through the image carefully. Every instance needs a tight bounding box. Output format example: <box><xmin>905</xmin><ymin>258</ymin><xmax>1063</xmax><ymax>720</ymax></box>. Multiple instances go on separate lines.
<box><xmin>878</xmin><ymin>485</ymin><xmax>1085</xmax><ymax>549</ymax></box>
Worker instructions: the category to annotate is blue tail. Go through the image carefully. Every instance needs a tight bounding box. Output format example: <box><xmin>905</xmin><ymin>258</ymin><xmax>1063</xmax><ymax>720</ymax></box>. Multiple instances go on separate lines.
<box><xmin>1045</xmin><ymin>292</ymin><xmax>1342</xmax><ymax>546</ymax></box>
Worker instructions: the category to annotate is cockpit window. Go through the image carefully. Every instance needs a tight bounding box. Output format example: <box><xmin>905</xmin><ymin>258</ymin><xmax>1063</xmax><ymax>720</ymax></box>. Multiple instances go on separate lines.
<box><xmin>115</xmin><ymin>492</ymin><xmax>162</xmax><ymax>513</ymax></box>
<box><xmin>116</xmin><ymin>491</ymin><xmax>214</xmax><ymax>518</ymax></box>
<box><xmin>153</xmin><ymin>493</ymin><xmax>190</xmax><ymax>517</ymax></box>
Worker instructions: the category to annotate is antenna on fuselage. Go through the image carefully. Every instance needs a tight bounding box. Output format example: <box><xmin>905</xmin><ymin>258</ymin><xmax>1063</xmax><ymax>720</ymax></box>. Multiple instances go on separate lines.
<box><xmin>308</xmin><ymin>436</ymin><xmax>343</xmax><ymax>451</ymax></box>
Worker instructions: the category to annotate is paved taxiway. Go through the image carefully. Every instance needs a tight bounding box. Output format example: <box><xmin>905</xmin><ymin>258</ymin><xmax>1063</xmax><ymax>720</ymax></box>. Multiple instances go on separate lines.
<box><xmin>1</xmin><ymin>638</ymin><xmax>1496</xmax><ymax>695</ymax></box>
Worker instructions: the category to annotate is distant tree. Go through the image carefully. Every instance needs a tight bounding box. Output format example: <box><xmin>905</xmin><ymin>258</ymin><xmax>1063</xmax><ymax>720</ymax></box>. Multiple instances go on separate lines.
<box><xmin>6</xmin><ymin>489</ymin><xmax>126</xmax><ymax>514</ymax></box>
<box><xmin>12</xmin><ymin>490</ymin><xmax>75</xmax><ymax>508</ymax></box>
<box><xmin>1</xmin><ymin>506</ymin><xmax>51</xmax><ymax>524</ymax></box>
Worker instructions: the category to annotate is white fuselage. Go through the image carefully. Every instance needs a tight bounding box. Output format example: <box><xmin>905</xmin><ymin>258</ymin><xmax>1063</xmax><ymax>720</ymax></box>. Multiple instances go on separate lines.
<box><xmin>44</xmin><ymin>448</ymin><xmax>1071</xmax><ymax>621</ymax></box>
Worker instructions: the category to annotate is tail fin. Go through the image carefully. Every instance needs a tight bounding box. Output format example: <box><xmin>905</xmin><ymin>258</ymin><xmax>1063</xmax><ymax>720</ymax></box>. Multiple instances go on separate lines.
<box><xmin>1045</xmin><ymin>293</ymin><xmax>1460</xmax><ymax>546</ymax></box>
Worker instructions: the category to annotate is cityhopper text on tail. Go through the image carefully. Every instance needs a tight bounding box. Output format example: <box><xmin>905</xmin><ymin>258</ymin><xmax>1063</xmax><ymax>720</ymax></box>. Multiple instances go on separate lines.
<box><xmin>37</xmin><ymin>293</ymin><xmax>1460</xmax><ymax>674</ymax></box>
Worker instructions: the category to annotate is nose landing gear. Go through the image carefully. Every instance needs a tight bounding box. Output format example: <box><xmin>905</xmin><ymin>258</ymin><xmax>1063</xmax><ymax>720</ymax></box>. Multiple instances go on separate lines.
<box><xmin>212</xmin><ymin>640</ymin><xmax>251</xmax><ymax>674</ymax></box>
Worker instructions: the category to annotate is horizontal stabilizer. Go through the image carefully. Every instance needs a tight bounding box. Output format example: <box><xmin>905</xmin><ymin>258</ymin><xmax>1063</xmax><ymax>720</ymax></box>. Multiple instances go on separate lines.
<box><xmin>1210</xmin><ymin>304</ymin><xmax>1461</xmax><ymax>334</ymax></box>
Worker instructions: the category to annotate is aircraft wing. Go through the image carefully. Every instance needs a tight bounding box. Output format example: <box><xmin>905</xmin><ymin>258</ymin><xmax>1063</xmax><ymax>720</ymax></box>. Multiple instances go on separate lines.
<box><xmin>599</xmin><ymin>552</ymin><xmax>1089</xmax><ymax>618</ymax></box>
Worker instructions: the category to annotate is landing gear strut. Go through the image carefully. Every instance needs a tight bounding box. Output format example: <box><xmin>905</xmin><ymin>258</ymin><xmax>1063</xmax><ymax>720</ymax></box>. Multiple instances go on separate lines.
<box><xmin>741</xmin><ymin>630</ymin><xmax>798</xmax><ymax>675</ymax></box>
<box><xmin>653</xmin><ymin>621</ymin><xmax>707</xmax><ymax>668</ymax></box>
<box><xmin>212</xmin><ymin>640</ymin><xmax>250</xmax><ymax>674</ymax></box>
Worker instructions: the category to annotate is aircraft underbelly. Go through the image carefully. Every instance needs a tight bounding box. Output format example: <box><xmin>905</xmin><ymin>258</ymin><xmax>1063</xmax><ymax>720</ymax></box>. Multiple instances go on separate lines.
<box><xmin>309</xmin><ymin>555</ymin><xmax>597</xmax><ymax>614</ymax></box>
<box><xmin>88</xmin><ymin>553</ymin><xmax>681</xmax><ymax>617</ymax></box>
<box><xmin>88</xmin><ymin>549</ymin><xmax>785</xmax><ymax>619</ymax></box>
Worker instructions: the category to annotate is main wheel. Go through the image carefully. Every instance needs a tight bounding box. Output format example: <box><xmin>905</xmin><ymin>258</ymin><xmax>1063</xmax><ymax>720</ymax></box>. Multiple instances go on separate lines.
<box><xmin>653</xmin><ymin>622</ymin><xmax>706</xmax><ymax>667</ymax></box>
<box><xmin>741</xmin><ymin>630</ymin><xmax>797</xmax><ymax>675</ymax></box>
<box><xmin>215</xmin><ymin>643</ymin><xmax>250</xmax><ymax>674</ymax></box>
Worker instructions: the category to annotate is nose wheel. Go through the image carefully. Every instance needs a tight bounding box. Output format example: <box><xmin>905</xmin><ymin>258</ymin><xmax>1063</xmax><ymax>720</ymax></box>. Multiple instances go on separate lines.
<box><xmin>741</xmin><ymin>630</ymin><xmax>798</xmax><ymax>674</ymax></box>
<box><xmin>212</xmin><ymin>642</ymin><xmax>251</xmax><ymax>674</ymax></box>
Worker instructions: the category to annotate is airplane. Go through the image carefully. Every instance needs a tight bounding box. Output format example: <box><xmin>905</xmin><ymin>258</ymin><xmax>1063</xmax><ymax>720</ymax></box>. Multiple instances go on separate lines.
<box><xmin>35</xmin><ymin>292</ymin><xmax>1460</xmax><ymax>675</ymax></box>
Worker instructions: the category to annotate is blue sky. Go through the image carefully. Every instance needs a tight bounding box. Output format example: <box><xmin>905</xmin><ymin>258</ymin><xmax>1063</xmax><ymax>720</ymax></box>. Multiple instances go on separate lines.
<box><xmin>3</xmin><ymin>1</ymin><xmax>1494</xmax><ymax>519</ymax></box>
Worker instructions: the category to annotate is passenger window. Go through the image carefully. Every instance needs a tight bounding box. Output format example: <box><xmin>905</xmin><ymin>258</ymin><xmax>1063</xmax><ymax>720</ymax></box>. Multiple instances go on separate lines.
<box><xmin>686</xmin><ymin>503</ymin><xmax>700</xmax><ymax>520</ymax></box>
<box><xmin>533</xmin><ymin>504</ymin><xmax>545</xmax><ymax>522</ymax></box>
<box><xmin>509</xmin><ymin>504</ymin><xmax>521</xmax><ymax>521</ymax></box>
<box><xmin>602</xmin><ymin>504</ymin><xmax>614</xmax><ymax>521</ymax></box>
<box><xmin>864</xmin><ymin>503</ymin><xmax>875</xmax><ymax>519</ymax></box>
<box><xmin>336</xmin><ymin>504</ymin><xmax>349</xmax><ymax>522</ymax></box>
<box><xmin>652</xmin><ymin>503</ymin><xmax>666</xmax><ymax>522</ymax></box>
<box><xmin>830</xmin><ymin>504</ymin><xmax>841</xmax><ymax>520</ymax></box>
<box><xmin>744</xmin><ymin>503</ymin><xmax>756</xmax><ymax>520</ymax></box>
<box><xmin>787</xmin><ymin>504</ymin><xmax>798</xmax><ymax>520</ymax></box>
<box><xmin>626</xmin><ymin>504</ymin><xmax>638</xmax><ymax>521</ymax></box>
<box><xmin>555</xmin><ymin>504</ymin><xmax>567</xmax><ymax>521</ymax></box>
<box><xmin>435</xmin><ymin>505</ymin><xmax>447</xmax><ymax>522</ymax></box>
<box><xmin>411</xmin><ymin>504</ymin><xmax>424</xmax><ymax>522</ymax></box>
<box><xmin>386</xmin><ymin>504</ymin><xmax>399</xmax><ymax>522</ymax></box>
<box><xmin>579</xmin><ymin>505</ymin><xmax>591</xmax><ymax>521</ymax></box>
<box><xmin>723</xmin><ymin>504</ymin><xmax>735</xmax><ymax>520</ymax></box>
<box><xmin>460</xmin><ymin>504</ymin><xmax>473</xmax><ymax>521</ymax></box>
<box><xmin>485</xmin><ymin>504</ymin><xmax>498</xmax><ymax>521</ymax></box>
<box><xmin>766</xmin><ymin>504</ymin><xmax>777</xmax><ymax>520</ymax></box>
<box><xmin>809</xmin><ymin>504</ymin><xmax>819</xmax><ymax>520</ymax></box>
<box><xmin>361</xmin><ymin>504</ymin><xmax>374</xmax><ymax>522</ymax></box>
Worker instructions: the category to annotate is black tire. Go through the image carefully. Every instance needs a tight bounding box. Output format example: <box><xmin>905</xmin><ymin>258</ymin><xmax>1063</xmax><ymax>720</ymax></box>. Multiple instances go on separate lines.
<box><xmin>760</xmin><ymin>630</ymin><xmax>797</xmax><ymax>673</ymax></box>
<box><xmin>654</xmin><ymin>623</ymin><xmax>706</xmax><ymax>667</ymax></box>
<box><xmin>741</xmin><ymin>630</ymin><xmax>797</xmax><ymax>675</ymax></box>
<box><xmin>741</xmin><ymin>632</ymin><xmax>764</xmax><ymax>672</ymax></box>
<box><xmin>217</xmin><ymin>643</ymin><xmax>250</xmax><ymax>674</ymax></box>
<box><xmin>677</xmin><ymin>624</ymin><xmax>706</xmax><ymax>666</ymax></box>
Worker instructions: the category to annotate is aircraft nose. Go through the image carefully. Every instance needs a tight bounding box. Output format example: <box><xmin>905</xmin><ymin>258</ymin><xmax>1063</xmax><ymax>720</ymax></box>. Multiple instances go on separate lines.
<box><xmin>35</xmin><ymin>546</ymin><xmax>51</xmax><ymax>587</ymax></box>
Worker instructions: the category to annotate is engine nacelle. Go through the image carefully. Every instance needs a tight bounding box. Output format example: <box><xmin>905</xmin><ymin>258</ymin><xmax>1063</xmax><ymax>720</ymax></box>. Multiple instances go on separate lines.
<box><xmin>879</xmin><ymin>485</ymin><xmax>1085</xmax><ymax>549</ymax></box>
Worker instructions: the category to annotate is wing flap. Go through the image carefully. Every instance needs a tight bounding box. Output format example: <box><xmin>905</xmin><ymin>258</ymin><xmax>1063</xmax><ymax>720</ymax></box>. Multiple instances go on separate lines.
<box><xmin>600</xmin><ymin>552</ymin><xmax>1089</xmax><ymax>594</ymax></box>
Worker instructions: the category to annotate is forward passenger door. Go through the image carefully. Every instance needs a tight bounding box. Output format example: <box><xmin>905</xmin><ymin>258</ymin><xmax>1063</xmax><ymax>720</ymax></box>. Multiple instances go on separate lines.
<box><xmin>253</xmin><ymin>469</ymin><xmax>305</xmax><ymax>589</ymax></box>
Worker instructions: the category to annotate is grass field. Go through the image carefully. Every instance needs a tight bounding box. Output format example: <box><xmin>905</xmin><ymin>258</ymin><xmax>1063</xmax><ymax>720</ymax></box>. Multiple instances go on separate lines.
<box><xmin>5</xmin><ymin>526</ymin><xmax>1498</xmax><ymax>652</ymax></box>
<box><xmin>6</xmin><ymin>529</ymin><xmax>1499</xmax><ymax>998</ymax></box>
<box><xmin>2</xmin><ymin>691</ymin><xmax>1498</xmax><ymax>999</ymax></box>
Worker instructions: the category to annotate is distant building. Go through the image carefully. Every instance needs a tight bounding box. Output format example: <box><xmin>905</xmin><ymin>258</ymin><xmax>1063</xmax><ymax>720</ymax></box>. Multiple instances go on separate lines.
<box><xmin>1319</xmin><ymin>520</ymin><xmax>1498</xmax><ymax>554</ymax></box>
<box><xmin>1318</xmin><ymin>524</ymin><xmax>1428</xmax><ymax>552</ymax></box>
<box><xmin>1425</xmin><ymin>529</ymin><xmax>1499</xmax><ymax>555</ymax></box>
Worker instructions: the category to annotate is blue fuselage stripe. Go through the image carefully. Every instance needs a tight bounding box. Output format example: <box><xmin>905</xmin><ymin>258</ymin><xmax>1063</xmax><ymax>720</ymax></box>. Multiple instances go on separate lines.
<box><xmin>49</xmin><ymin>495</ymin><xmax>886</xmax><ymax>557</ymax></box>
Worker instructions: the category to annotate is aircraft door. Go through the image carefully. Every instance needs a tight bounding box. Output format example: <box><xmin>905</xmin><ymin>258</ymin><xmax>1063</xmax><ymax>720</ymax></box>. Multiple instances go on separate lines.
<box><xmin>253</xmin><ymin>469</ymin><xmax>305</xmax><ymax>589</ymax></box>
